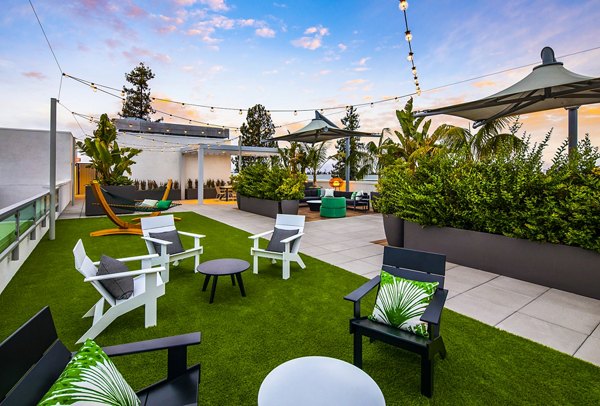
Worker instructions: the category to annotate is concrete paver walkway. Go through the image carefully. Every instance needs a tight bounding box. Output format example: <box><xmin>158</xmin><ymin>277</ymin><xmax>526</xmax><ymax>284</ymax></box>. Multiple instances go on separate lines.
<box><xmin>60</xmin><ymin>200</ymin><xmax>600</xmax><ymax>366</ymax></box>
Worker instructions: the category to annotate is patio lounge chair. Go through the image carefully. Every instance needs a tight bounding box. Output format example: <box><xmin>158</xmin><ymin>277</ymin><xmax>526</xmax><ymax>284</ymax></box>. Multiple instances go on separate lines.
<box><xmin>344</xmin><ymin>246</ymin><xmax>448</xmax><ymax>397</ymax></box>
<box><xmin>249</xmin><ymin>214</ymin><xmax>306</xmax><ymax>280</ymax></box>
<box><xmin>0</xmin><ymin>307</ymin><xmax>201</xmax><ymax>405</ymax></box>
<box><xmin>73</xmin><ymin>239</ymin><xmax>166</xmax><ymax>343</ymax></box>
<box><xmin>141</xmin><ymin>214</ymin><xmax>205</xmax><ymax>282</ymax></box>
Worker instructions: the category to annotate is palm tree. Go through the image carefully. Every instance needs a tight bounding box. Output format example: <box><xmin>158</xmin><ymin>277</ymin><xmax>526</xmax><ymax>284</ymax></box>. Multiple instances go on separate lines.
<box><xmin>301</xmin><ymin>143</ymin><xmax>329</xmax><ymax>186</ymax></box>
<box><xmin>439</xmin><ymin>117</ymin><xmax>524</xmax><ymax>160</ymax></box>
<box><xmin>277</xmin><ymin>142</ymin><xmax>306</xmax><ymax>174</ymax></box>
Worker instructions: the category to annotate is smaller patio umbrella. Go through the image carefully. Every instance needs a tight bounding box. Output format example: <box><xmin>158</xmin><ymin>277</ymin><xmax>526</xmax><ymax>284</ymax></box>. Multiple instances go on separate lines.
<box><xmin>272</xmin><ymin>111</ymin><xmax>380</xmax><ymax>191</ymax></box>
<box><xmin>415</xmin><ymin>47</ymin><xmax>600</xmax><ymax>151</ymax></box>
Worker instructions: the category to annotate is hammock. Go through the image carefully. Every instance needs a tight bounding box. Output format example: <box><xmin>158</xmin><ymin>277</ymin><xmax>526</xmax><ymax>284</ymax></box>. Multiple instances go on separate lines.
<box><xmin>100</xmin><ymin>187</ymin><xmax>181</xmax><ymax>212</ymax></box>
<box><xmin>89</xmin><ymin>180</ymin><xmax>180</xmax><ymax>237</ymax></box>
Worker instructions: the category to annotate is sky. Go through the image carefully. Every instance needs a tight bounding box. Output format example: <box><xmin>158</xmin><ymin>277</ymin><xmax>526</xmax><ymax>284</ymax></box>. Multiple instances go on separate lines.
<box><xmin>1</xmin><ymin>0</ymin><xmax>600</xmax><ymax>163</ymax></box>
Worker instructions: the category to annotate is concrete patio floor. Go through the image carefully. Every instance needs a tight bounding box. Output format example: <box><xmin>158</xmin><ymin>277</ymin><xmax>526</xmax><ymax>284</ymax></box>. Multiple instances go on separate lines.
<box><xmin>60</xmin><ymin>200</ymin><xmax>600</xmax><ymax>367</ymax></box>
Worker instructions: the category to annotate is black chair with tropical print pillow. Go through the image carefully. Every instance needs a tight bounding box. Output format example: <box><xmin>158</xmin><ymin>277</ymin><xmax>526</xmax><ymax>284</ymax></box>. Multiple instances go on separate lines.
<box><xmin>344</xmin><ymin>246</ymin><xmax>448</xmax><ymax>397</ymax></box>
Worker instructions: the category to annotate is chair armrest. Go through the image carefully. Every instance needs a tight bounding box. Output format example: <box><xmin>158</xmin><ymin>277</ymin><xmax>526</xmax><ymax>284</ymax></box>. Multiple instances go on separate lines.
<box><xmin>178</xmin><ymin>231</ymin><xmax>206</xmax><ymax>239</ymax></box>
<box><xmin>84</xmin><ymin>267</ymin><xmax>166</xmax><ymax>282</ymax></box>
<box><xmin>249</xmin><ymin>230</ymin><xmax>273</xmax><ymax>239</ymax></box>
<box><xmin>280</xmin><ymin>232</ymin><xmax>304</xmax><ymax>243</ymax></box>
<box><xmin>344</xmin><ymin>275</ymin><xmax>380</xmax><ymax>302</ymax></box>
<box><xmin>103</xmin><ymin>332</ymin><xmax>202</xmax><ymax>381</ymax></box>
<box><xmin>92</xmin><ymin>253</ymin><xmax>160</xmax><ymax>266</ymax></box>
<box><xmin>344</xmin><ymin>275</ymin><xmax>381</xmax><ymax>318</ymax></box>
<box><xmin>142</xmin><ymin>236</ymin><xmax>173</xmax><ymax>245</ymax></box>
<box><xmin>420</xmin><ymin>289</ymin><xmax>448</xmax><ymax>325</ymax></box>
<box><xmin>103</xmin><ymin>332</ymin><xmax>201</xmax><ymax>357</ymax></box>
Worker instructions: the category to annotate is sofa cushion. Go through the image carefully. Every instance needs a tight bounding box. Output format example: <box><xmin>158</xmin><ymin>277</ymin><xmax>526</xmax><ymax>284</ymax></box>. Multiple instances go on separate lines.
<box><xmin>39</xmin><ymin>339</ymin><xmax>140</xmax><ymax>406</ymax></box>
<box><xmin>97</xmin><ymin>255</ymin><xmax>134</xmax><ymax>300</ymax></box>
<box><xmin>149</xmin><ymin>230</ymin><xmax>185</xmax><ymax>255</ymax></box>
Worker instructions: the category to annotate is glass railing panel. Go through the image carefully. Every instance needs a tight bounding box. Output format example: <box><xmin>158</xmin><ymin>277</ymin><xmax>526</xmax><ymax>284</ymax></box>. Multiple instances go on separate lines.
<box><xmin>35</xmin><ymin>196</ymin><xmax>44</xmax><ymax>220</ymax></box>
<box><xmin>0</xmin><ymin>214</ymin><xmax>17</xmax><ymax>253</ymax></box>
<box><xmin>20</xmin><ymin>203</ymin><xmax>36</xmax><ymax>234</ymax></box>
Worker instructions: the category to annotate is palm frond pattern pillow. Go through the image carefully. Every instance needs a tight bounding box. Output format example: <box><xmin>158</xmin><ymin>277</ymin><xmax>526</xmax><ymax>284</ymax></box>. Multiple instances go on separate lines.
<box><xmin>38</xmin><ymin>339</ymin><xmax>140</xmax><ymax>405</ymax></box>
<box><xmin>369</xmin><ymin>270</ymin><xmax>438</xmax><ymax>338</ymax></box>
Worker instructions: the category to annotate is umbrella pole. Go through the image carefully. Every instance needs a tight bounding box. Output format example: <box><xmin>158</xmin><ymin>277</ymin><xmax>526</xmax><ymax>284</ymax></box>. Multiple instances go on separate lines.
<box><xmin>345</xmin><ymin>136</ymin><xmax>350</xmax><ymax>192</ymax></box>
<box><xmin>567</xmin><ymin>107</ymin><xmax>579</xmax><ymax>155</ymax></box>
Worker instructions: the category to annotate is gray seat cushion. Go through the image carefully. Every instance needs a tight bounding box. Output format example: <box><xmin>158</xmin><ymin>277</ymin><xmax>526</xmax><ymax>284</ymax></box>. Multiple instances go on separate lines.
<box><xmin>97</xmin><ymin>255</ymin><xmax>134</xmax><ymax>300</ymax></box>
<box><xmin>266</xmin><ymin>227</ymin><xmax>299</xmax><ymax>253</ymax></box>
<box><xmin>149</xmin><ymin>230</ymin><xmax>185</xmax><ymax>255</ymax></box>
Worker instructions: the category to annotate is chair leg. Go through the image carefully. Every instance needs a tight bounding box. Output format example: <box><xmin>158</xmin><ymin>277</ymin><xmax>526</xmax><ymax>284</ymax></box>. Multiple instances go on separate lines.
<box><xmin>296</xmin><ymin>255</ymin><xmax>306</xmax><ymax>269</ymax></box>
<box><xmin>144</xmin><ymin>297</ymin><xmax>157</xmax><ymax>328</ymax></box>
<box><xmin>421</xmin><ymin>354</ymin><xmax>433</xmax><ymax>397</ymax></box>
<box><xmin>282</xmin><ymin>260</ymin><xmax>290</xmax><ymax>280</ymax></box>
<box><xmin>194</xmin><ymin>253</ymin><xmax>200</xmax><ymax>271</ymax></box>
<box><xmin>353</xmin><ymin>332</ymin><xmax>363</xmax><ymax>369</ymax></box>
<box><xmin>253</xmin><ymin>255</ymin><xmax>259</xmax><ymax>274</ymax></box>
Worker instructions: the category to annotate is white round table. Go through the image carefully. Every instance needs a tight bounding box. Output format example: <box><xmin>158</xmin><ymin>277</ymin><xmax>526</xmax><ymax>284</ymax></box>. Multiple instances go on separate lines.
<box><xmin>258</xmin><ymin>356</ymin><xmax>385</xmax><ymax>406</ymax></box>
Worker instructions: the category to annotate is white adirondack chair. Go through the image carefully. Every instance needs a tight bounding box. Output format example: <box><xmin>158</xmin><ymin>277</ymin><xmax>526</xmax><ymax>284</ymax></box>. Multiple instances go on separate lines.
<box><xmin>141</xmin><ymin>215</ymin><xmax>205</xmax><ymax>282</ymax></box>
<box><xmin>73</xmin><ymin>239</ymin><xmax>166</xmax><ymax>344</ymax></box>
<box><xmin>249</xmin><ymin>214</ymin><xmax>306</xmax><ymax>280</ymax></box>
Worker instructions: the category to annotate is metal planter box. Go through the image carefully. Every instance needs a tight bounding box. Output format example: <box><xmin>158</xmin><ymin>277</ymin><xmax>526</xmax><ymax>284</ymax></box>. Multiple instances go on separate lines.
<box><xmin>238</xmin><ymin>195</ymin><xmax>299</xmax><ymax>218</ymax></box>
<box><xmin>403</xmin><ymin>220</ymin><xmax>600</xmax><ymax>300</ymax></box>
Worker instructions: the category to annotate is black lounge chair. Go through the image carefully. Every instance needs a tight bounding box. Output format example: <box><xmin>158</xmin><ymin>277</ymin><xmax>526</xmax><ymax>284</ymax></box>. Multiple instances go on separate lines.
<box><xmin>0</xmin><ymin>307</ymin><xmax>201</xmax><ymax>405</ymax></box>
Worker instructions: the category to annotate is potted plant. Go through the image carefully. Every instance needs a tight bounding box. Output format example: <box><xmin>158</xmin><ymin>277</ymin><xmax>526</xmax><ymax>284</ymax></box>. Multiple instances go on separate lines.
<box><xmin>77</xmin><ymin>114</ymin><xmax>141</xmax><ymax>216</ymax></box>
<box><xmin>232</xmin><ymin>163</ymin><xmax>306</xmax><ymax>218</ymax></box>
<box><xmin>377</xmin><ymin>133</ymin><xmax>600</xmax><ymax>300</ymax></box>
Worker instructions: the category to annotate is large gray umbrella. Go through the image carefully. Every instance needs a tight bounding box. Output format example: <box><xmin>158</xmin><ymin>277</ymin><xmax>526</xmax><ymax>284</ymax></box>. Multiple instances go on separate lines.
<box><xmin>415</xmin><ymin>47</ymin><xmax>600</xmax><ymax>151</ymax></box>
<box><xmin>273</xmin><ymin>110</ymin><xmax>378</xmax><ymax>144</ymax></box>
<box><xmin>272</xmin><ymin>111</ymin><xmax>380</xmax><ymax>191</ymax></box>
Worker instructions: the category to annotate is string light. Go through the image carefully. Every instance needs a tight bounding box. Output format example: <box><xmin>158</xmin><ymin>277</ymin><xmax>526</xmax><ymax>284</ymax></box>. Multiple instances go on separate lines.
<box><xmin>399</xmin><ymin>1</ymin><xmax>420</xmax><ymax>95</ymax></box>
<box><xmin>239</xmin><ymin>109</ymin><xmax>243</xmax><ymax>115</ymax></box>
<box><xmin>210</xmin><ymin>107</ymin><xmax>215</xmax><ymax>112</ymax></box>
<box><xmin>294</xmin><ymin>110</ymin><xmax>298</xmax><ymax>116</ymax></box>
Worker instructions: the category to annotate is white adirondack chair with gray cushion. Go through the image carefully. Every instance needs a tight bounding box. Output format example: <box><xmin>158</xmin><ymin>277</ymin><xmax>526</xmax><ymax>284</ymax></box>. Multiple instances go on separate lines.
<box><xmin>141</xmin><ymin>214</ymin><xmax>205</xmax><ymax>282</ymax></box>
<box><xmin>249</xmin><ymin>214</ymin><xmax>306</xmax><ymax>280</ymax></box>
<box><xmin>73</xmin><ymin>239</ymin><xmax>166</xmax><ymax>344</ymax></box>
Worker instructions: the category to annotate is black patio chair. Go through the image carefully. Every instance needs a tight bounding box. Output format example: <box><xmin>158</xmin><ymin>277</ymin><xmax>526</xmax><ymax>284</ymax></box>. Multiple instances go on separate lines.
<box><xmin>0</xmin><ymin>307</ymin><xmax>201</xmax><ymax>405</ymax></box>
<box><xmin>344</xmin><ymin>246</ymin><xmax>448</xmax><ymax>397</ymax></box>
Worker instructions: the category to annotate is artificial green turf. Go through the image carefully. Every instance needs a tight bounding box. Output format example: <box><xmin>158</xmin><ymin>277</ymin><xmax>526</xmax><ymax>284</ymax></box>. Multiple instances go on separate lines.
<box><xmin>1</xmin><ymin>212</ymin><xmax>599</xmax><ymax>405</ymax></box>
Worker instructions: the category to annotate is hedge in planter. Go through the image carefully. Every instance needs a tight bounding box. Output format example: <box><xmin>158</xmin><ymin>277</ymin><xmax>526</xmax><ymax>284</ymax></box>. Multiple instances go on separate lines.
<box><xmin>232</xmin><ymin>164</ymin><xmax>306</xmax><ymax>201</ymax></box>
<box><xmin>376</xmin><ymin>134</ymin><xmax>600</xmax><ymax>253</ymax></box>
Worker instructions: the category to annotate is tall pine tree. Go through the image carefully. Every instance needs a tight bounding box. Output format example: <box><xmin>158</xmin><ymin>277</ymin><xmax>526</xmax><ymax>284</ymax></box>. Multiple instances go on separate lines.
<box><xmin>120</xmin><ymin>62</ymin><xmax>156</xmax><ymax>120</ymax></box>
<box><xmin>234</xmin><ymin>104</ymin><xmax>276</xmax><ymax>171</ymax></box>
<box><xmin>331</xmin><ymin>106</ymin><xmax>369</xmax><ymax>180</ymax></box>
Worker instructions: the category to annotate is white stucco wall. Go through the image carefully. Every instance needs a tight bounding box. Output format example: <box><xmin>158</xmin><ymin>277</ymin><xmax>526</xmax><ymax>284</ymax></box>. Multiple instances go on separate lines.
<box><xmin>0</xmin><ymin>128</ymin><xmax>74</xmax><ymax>208</ymax></box>
<box><xmin>183</xmin><ymin>153</ymin><xmax>232</xmax><ymax>185</ymax></box>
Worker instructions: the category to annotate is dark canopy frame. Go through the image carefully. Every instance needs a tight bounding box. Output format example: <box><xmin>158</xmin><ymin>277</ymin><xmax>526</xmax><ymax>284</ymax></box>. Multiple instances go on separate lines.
<box><xmin>415</xmin><ymin>47</ymin><xmax>600</xmax><ymax>152</ymax></box>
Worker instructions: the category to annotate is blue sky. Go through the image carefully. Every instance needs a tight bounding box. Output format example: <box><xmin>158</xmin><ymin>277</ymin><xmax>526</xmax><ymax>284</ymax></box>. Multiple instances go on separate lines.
<box><xmin>1</xmin><ymin>0</ymin><xmax>599</xmax><ymax>160</ymax></box>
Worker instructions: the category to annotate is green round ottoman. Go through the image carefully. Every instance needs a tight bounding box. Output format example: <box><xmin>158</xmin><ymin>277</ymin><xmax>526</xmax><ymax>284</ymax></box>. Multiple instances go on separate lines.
<box><xmin>320</xmin><ymin>197</ymin><xmax>347</xmax><ymax>218</ymax></box>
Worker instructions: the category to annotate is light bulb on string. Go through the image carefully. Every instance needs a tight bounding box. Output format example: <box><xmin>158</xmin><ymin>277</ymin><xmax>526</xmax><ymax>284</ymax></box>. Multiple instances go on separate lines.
<box><xmin>370</xmin><ymin>103</ymin><xmax>374</xmax><ymax>108</ymax></box>
<box><xmin>120</xmin><ymin>90</ymin><xmax>125</xmax><ymax>97</ymax></box>
<box><xmin>239</xmin><ymin>109</ymin><xmax>243</xmax><ymax>115</ymax></box>
<box><xmin>407</xmin><ymin>52</ymin><xmax>414</xmax><ymax>62</ymax></box>
<box><xmin>411</xmin><ymin>66</ymin><xmax>417</xmax><ymax>75</ymax></box>
<box><xmin>405</xmin><ymin>30</ymin><xmax>412</xmax><ymax>42</ymax></box>
<box><xmin>399</xmin><ymin>0</ymin><xmax>408</xmax><ymax>11</ymax></box>
<box><xmin>210</xmin><ymin>107</ymin><xmax>215</xmax><ymax>113</ymax></box>
<box><xmin>416</xmin><ymin>87</ymin><xmax>422</xmax><ymax>96</ymax></box>
<box><xmin>294</xmin><ymin>110</ymin><xmax>298</xmax><ymax>116</ymax></box>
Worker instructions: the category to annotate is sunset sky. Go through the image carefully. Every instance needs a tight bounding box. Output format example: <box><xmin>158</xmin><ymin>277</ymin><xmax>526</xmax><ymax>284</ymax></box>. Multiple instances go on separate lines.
<box><xmin>1</xmin><ymin>0</ymin><xmax>599</xmax><ymax>162</ymax></box>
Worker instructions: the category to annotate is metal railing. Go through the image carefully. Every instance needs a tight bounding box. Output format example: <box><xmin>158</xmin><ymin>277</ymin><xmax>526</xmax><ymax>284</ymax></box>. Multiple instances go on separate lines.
<box><xmin>0</xmin><ymin>181</ymin><xmax>70</xmax><ymax>262</ymax></box>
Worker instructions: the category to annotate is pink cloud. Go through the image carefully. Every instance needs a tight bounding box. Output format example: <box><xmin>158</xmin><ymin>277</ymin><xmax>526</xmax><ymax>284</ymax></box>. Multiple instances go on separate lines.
<box><xmin>105</xmin><ymin>39</ymin><xmax>121</xmax><ymax>48</ymax></box>
<box><xmin>126</xmin><ymin>4</ymin><xmax>147</xmax><ymax>18</ymax></box>
<box><xmin>292</xmin><ymin>25</ymin><xmax>329</xmax><ymax>50</ymax></box>
<box><xmin>255</xmin><ymin>27</ymin><xmax>275</xmax><ymax>38</ymax></box>
<box><xmin>22</xmin><ymin>71</ymin><xmax>46</xmax><ymax>80</ymax></box>
<box><xmin>122</xmin><ymin>46</ymin><xmax>172</xmax><ymax>64</ymax></box>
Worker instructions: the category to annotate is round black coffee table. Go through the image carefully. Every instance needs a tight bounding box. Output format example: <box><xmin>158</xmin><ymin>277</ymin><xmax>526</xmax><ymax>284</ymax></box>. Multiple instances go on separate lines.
<box><xmin>306</xmin><ymin>199</ymin><xmax>322</xmax><ymax>212</ymax></box>
<box><xmin>196</xmin><ymin>259</ymin><xmax>249</xmax><ymax>303</ymax></box>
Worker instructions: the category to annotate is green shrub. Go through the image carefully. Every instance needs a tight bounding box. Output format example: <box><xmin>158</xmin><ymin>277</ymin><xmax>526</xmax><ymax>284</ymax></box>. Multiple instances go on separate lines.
<box><xmin>377</xmin><ymin>134</ymin><xmax>600</xmax><ymax>252</ymax></box>
<box><xmin>232</xmin><ymin>163</ymin><xmax>307</xmax><ymax>201</ymax></box>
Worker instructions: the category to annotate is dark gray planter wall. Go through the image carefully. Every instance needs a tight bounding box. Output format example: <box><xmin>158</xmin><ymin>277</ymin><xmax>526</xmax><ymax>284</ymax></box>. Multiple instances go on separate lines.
<box><xmin>382</xmin><ymin>214</ymin><xmax>404</xmax><ymax>247</ymax></box>
<box><xmin>238</xmin><ymin>195</ymin><xmax>299</xmax><ymax>218</ymax></box>
<box><xmin>186</xmin><ymin>188</ymin><xmax>198</xmax><ymax>199</ymax></box>
<box><xmin>403</xmin><ymin>221</ymin><xmax>600</xmax><ymax>300</ymax></box>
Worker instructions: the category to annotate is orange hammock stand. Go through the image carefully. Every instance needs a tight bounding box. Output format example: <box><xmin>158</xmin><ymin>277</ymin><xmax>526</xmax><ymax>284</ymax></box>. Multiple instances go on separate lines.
<box><xmin>89</xmin><ymin>179</ymin><xmax>178</xmax><ymax>237</ymax></box>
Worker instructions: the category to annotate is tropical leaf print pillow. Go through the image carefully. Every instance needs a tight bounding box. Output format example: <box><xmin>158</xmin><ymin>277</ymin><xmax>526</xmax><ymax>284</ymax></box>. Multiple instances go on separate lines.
<box><xmin>369</xmin><ymin>270</ymin><xmax>438</xmax><ymax>338</ymax></box>
<box><xmin>38</xmin><ymin>339</ymin><xmax>140</xmax><ymax>405</ymax></box>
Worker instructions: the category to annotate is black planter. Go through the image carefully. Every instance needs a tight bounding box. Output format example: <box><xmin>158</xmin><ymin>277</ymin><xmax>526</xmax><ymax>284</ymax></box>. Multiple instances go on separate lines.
<box><xmin>186</xmin><ymin>188</ymin><xmax>198</xmax><ymax>199</ymax></box>
<box><xmin>203</xmin><ymin>188</ymin><xmax>217</xmax><ymax>199</ymax></box>
<box><xmin>403</xmin><ymin>220</ymin><xmax>600</xmax><ymax>300</ymax></box>
<box><xmin>238</xmin><ymin>195</ymin><xmax>299</xmax><ymax>218</ymax></box>
<box><xmin>382</xmin><ymin>214</ymin><xmax>404</xmax><ymax>247</ymax></box>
